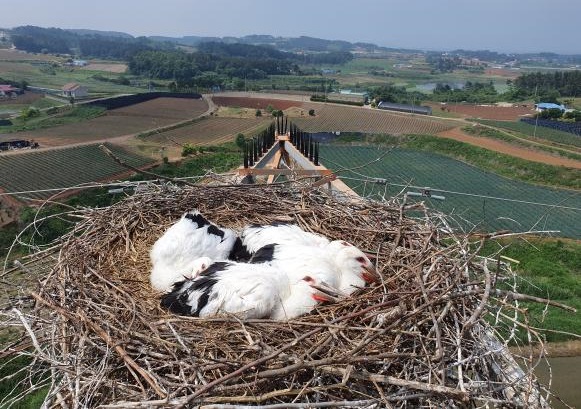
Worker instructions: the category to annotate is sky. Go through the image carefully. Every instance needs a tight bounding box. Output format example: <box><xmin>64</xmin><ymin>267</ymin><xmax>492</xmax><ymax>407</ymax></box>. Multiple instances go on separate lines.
<box><xmin>1</xmin><ymin>0</ymin><xmax>580</xmax><ymax>54</ymax></box>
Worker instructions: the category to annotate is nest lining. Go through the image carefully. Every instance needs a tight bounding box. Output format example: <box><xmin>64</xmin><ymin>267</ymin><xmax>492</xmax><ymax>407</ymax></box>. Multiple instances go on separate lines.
<box><xmin>2</xmin><ymin>182</ymin><xmax>552</xmax><ymax>408</ymax></box>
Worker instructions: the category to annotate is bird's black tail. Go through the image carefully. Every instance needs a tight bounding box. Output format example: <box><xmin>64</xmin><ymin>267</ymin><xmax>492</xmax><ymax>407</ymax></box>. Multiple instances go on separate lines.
<box><xmin>161</xmin><ymin>280</ymin><xmax>195</xmax><ymax>315</ymax></box>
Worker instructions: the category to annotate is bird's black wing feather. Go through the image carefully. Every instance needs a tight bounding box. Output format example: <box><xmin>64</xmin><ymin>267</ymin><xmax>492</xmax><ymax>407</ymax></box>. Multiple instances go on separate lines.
<box><xmin>228</xmin><ymin>237</ymin><xmax>251</xmax><ymax>262</ymax></box>
<box><xmin>185</xmin><ymin>212</ymin><xmax>210</xmax><ymax>228</ymax></box>
<box><xmin>161</xmin><ymin>263</ymin><xmax>230</xmax><ymax>315</ymax></box>
<box><xmin>248</xmin><ymin>244</ymin><xmax>277</xmax><ymax>264</ymax></box>
<box><xmin>207</xmin><ymin>224</ymin><xmax>225</xmax><ymax>241</ymax></box>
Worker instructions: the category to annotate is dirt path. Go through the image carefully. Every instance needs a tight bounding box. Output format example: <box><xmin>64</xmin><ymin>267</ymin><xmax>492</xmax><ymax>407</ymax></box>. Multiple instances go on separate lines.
<box><xmin>438</xmin><ymin>127</ymin><xmax>581</xmax><ymax>169</ymax></box>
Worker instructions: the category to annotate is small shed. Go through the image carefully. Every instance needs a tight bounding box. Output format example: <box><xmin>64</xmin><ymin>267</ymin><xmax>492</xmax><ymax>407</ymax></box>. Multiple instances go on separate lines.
<box><xmin>62</xmin><ymin>83</ymin><xmax>88</xmax><ymax>99</ymax></box>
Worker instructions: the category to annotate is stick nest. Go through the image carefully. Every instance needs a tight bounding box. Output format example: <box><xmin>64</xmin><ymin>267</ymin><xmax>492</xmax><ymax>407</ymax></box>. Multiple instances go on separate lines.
<box><xmin>3</xmin><ymin>182</ymin><xmax>552</xmax><ymax>408</ymax></box>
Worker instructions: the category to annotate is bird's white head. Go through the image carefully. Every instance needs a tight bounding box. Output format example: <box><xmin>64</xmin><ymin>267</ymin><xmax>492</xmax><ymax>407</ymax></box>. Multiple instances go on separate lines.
<box><xmin>327</xmin><ymin>240</ymin><xmax>380</xmax><ymax>292</ymax></box>
<box><xmin>186</xmin><ymin>256</ymin><xmax>213</xmax><ymax>279</ymax></box>
<box><xmin>273</xmin><ymin>275</ymin><xmax>339</xmax><ymax>320</ymax></box>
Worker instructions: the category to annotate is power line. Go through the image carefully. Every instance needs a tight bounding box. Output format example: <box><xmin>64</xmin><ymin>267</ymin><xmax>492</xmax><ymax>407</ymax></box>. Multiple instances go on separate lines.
<box><xmin>338</xmin><ymin>175</ymin><xmax>581</xmax><ymax>211</ymax></box>
<box><xmin>0</xmin><ymin>175</ymin><xmax>211</xmax><ymax>198</ymax></box>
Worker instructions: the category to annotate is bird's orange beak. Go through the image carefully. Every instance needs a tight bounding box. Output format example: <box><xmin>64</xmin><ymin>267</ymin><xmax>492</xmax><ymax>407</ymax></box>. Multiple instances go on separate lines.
<box><xmin>310</xmin><ymin>282</ymin><xmax>343</xmax><ymax>303</ymax></box>
<box><xmin>362</xmin><ymin>264</ymin><xmax>381</xmax><ymax>284</ymax></box>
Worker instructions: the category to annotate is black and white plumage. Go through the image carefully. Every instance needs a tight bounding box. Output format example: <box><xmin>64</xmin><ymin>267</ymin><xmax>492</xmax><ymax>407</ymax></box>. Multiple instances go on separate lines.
<box><xmin>150</xmin><ymin>211</ymin><xmax>248</xmax><ymax>292</ymax></box>
<box><xmin>161</xmin><ymin>261</ymin><xmax>337</xmax><ymax>320</ymax></box>
<box><xmin>249</xmin><ymin>240</ymin><xmax>380</xmax><ymax>295</ymax></box>
<box><xmin>241</xmin><ymin>223</ymin><xmax>330</xmax><ymax>254</ymax></box>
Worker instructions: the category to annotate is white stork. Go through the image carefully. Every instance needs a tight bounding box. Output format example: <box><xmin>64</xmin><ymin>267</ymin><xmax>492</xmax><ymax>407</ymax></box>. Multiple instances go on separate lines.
<box><xmin>150</xmin><ymin>210</ymin><xmax>248</xmax><ymax>292</ymax></box>
<box><xmin>160</xmin><ymin>261</ymin><xmax>339</xmax><ymax>320</ymax></box>
<box><xmin>241</xmin><ymin>223</ymin><xmax>330</xmax><ymax>254</ymax></box>
<box><xmin>249</xmin><ymin>240</ymin><xmax>380</xmax><ymax>295</ymax></box>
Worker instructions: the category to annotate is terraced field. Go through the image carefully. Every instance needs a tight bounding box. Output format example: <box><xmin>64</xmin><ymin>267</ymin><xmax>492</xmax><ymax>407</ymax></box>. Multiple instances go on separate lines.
<box><xmin>0</xmin><ymin>143</ymin><xmax>154</xmax><ymax>201</ymax></box>
<box><xmin>5</xmin><ymin>98</ymin><xmax>209</xmax><ymax>147</ymax></box>
<box><xmin>293</xmin><ymin>104</ymin><xmax>455</xmax><ymax>135</ymax></box>
<box><xmin>143</xmin><ymin>117</ymin><xmax>270</xmax><ymax>146</ymax></box>
<box><xmin>320</xmin><ymin>145</ymin><xmax>581</xmax><ymax>239</ymax></box>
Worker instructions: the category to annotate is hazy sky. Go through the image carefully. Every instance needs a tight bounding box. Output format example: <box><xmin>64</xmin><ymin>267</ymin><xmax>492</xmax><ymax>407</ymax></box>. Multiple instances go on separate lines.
<box><xmin>2</xmin><ymin>0</ymin><xmax>580</xmax><ymax>54</ymax></box>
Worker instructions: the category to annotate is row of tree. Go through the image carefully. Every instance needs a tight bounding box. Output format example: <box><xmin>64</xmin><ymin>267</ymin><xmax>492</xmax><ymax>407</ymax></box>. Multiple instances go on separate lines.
<box><xmin>511</xmin><ymin>71</ymin><xmax>581</xmax><ymax>98</ymax></box>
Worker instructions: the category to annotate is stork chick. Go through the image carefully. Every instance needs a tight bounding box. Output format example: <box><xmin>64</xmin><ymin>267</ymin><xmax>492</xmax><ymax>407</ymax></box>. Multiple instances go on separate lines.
<box><xmin>161</xmin><ymin>261</ymin><xmax>338</xmax><ymax>320</ymax></box>
<box><xmin>150</xmin><ymin>210</ymin><xmax>246</xmax><ymax>292</ymax></box>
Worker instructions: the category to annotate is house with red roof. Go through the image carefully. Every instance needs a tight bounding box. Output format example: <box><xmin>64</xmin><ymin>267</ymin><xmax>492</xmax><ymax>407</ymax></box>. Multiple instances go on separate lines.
<box><xmin>62</xmin><ymin>82</ymin><xmax>88</xmax><ymax>99</ymax></box>
<box><xmin>0</xmin><ymin>84</ymin><xmax>21</xmax><ymax>98</ymax></box>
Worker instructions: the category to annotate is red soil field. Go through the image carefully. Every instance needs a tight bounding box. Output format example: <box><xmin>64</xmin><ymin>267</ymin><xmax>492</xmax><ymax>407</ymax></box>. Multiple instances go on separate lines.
<box><xmin>432</xmin><ymin>104</ymin><xmax>533</xmax><ymax>121</ymax></box>
<box><xmin>212</xmin><ymin>96</ymin><xmax>303</xmax><ymax>110</ymax></box>
<box><xmin>438</xmin><ymin>127</ymin><xmax>581</xmax><ymax>169</ymax></box>
<box><xmin>484</xmin><ymin>68</ymin><xmax>521</xmax><ymax>79</ymax></box>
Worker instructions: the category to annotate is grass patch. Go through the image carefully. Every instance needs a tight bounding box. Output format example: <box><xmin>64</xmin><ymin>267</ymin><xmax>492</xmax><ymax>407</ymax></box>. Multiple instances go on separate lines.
<box><xmin>473</xmin><ymin>119</ymin><xmax>581</xmax><ymax>149</ymax></box>
<box><xmin>0</xmin><ymin>105</ymin><xmax>106</xmax><ymax>133</ymax></box>
<box><xmin>140</xmin><ymin>146</ymin><xmax>241</xmax><ymax>179</ymax></box>
<box><xmin>480</xmin><ymin>238</ymin><xmax>581</xmax><ymax>343</ymax></box>
<box><xmin>0</xmin><ymin>355</ymin><xmax>49</xmax><ymax>409</ymax></box>
<box><xmin>404</xmin><ymin>134</ymin><xmax>581</xmax><ymax>189</ymax></box>
<box><xmin>462</xmin><ymin>125</ymin><xmax>581</xmax><ymax>161</ymax></box>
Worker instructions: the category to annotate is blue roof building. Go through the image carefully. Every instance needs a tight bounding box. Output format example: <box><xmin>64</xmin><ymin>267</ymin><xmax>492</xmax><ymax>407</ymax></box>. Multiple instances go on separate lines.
<box><xmin>535</xmin><ymin>102</ymin><xmax>565</xmax><ymax>111</ymax></box>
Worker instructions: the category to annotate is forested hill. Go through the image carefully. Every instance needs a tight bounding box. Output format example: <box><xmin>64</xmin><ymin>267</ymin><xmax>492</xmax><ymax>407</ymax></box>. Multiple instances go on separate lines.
<box><xmin>10</xmin><ymin>26</ymin><xmax>172</xmax><ymax>58</ymax></box>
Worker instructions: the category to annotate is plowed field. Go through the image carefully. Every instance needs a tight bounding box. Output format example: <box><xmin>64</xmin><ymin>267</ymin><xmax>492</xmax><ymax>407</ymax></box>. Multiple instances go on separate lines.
<box><xmin>212</xmin><ymin>96</ymin><xmax>303</xmax><ymax>110</ymax></box>
<box><xmin>144</xmin><ymin>117</ymin><xmax>270</xmax><ymax>146</ymax></box>
<box><xmin>13</xmin><ymin>97</ymin><xmax>208</xmax><ymax>146</ymax></box>
<box><xmin>293</xmin><ymin>104</ymin><xmax>456</xmax><ymax>135</ymax></box>
<box><xmin>432</xmin><ymin>104</ymin><xmax>533</xmax><ymax>120</ymax></box>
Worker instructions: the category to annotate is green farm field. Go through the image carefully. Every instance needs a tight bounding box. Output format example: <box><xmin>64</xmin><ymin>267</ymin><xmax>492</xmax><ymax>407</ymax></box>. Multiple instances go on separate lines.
<box><xmin>474</xmin><ymin>119</ymin><xmax>581</xmax><ymax>149</ymax></box>
<box><xmin>319</xmin><ymin>144</ymin><xmax>581</xmax><ymax>239</ymax></box>
<box><xmin>0</xmin><ymin>143</ymin><xmax>154</xmax><ymax>200</ymax></box>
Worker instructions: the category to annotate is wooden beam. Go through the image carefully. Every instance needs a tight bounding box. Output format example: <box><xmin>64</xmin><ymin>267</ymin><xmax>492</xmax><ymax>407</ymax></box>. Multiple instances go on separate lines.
<box><xmin>238</xmin><ymin>168</ymin><xmax>334</xmax><ymax>177</ymax></box>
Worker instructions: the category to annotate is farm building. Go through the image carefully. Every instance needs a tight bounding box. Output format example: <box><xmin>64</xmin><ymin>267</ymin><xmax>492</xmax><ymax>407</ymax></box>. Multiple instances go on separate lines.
<box><xmin>0</xmin><ymin>84</ymin><xmax>21</xmax><ymax>98</ymax></box>
<box><xmin>378</xmin><ymin>101</ymin><xmax>432</xmax><ymax>115</ymax></box>
<box><xmin>534</xmin><ymin>102</ymin><xmax>565</xmax><ymax>112</ymax></box>
<box><xmin>62</xmin><ymin>82</ymin><xmax>88</xmax><ymax>99</ymax></box>
<box><xmin>0</xmin><ymin>139</ymin><xmax>38</xmax><ymax>151</ymax></box>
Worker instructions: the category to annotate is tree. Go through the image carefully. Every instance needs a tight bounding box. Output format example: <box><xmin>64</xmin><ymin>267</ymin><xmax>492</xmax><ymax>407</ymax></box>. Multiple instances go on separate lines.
<box><xmin>308</xmin><ymin>109</ymin><xmax>315</xmax><ymax>116</ymax></box>
<box><xmin>255</xmin><ymin>109</ymin><xmax>262</xmax><ymax>117</ymax></box>
<box><xmin>235</xmin><ymin>133</ymin><xmax>246</xmax><ymax>150</ymax></box>
<box><xmin>181</xmin><ymin>143</ymin><xmax>196</xmax><ymax>157</ymax></box>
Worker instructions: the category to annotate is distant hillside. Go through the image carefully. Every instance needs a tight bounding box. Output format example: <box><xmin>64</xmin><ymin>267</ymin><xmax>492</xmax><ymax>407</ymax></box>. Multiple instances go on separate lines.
<box><xmin>10</xmin><ymin>26</ymin><xmax>170</xmax><ymax>58</ymax></box>
<box><xmin>147</xmin><ymin>34</ymin><xmax>414</xmax><ymax>54</ymax></box>
<box><xmin>66</xmin><ymin>28</ymin><xmax>135</xmax><ymax>39</ymax></box>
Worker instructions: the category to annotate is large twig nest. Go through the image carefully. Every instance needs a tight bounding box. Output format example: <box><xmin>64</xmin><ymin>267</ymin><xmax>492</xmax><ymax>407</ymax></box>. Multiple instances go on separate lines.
<box><xmin>3</xmin><ymin>181</ymin><xmax>551</xmax><ymax>408</ymax></box>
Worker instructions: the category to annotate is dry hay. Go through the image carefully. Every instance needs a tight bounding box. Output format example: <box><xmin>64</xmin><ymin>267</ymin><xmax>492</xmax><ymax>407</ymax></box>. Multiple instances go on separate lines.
<box><xmin>1</xmin><ymin>181</ymin><xmax>557</xmax><ymax>408</ymax></box>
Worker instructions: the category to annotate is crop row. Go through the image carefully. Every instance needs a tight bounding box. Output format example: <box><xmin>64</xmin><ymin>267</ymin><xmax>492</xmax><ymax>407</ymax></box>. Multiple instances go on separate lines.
<box><xmin>293</xmin><ymin>105</ymin><xmax>455</xmax><ymax>135</ymax></box>
<box><xmin>14</xmin><ymin>97</ymin><xmax>209</xmax><ymax>145</ymax></box>
<box><xmin>319</xmin><ymin>144</ymin><xmax>581</xmax><ymax>239</ymax></box>
<box><xmin>145</xmin><ymin>117</ymin><xmax>270</xmax><ymax>146</ymax></box>
<box><xmin>0</xmin><ymin>144</ymin><xmax>154</xmax><ymax>200</ymax></box>
<box><xmin>521</xmin><ymin>118</ymin><xmax>581</xmax><ymax>137</ymax></box>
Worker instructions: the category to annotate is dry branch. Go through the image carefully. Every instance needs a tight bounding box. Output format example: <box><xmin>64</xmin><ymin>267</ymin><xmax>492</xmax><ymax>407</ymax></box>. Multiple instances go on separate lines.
<box><xmin>0</xmin><ymin>179</ymin><xmax>561</xmax><ymax>408</ymax></box>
